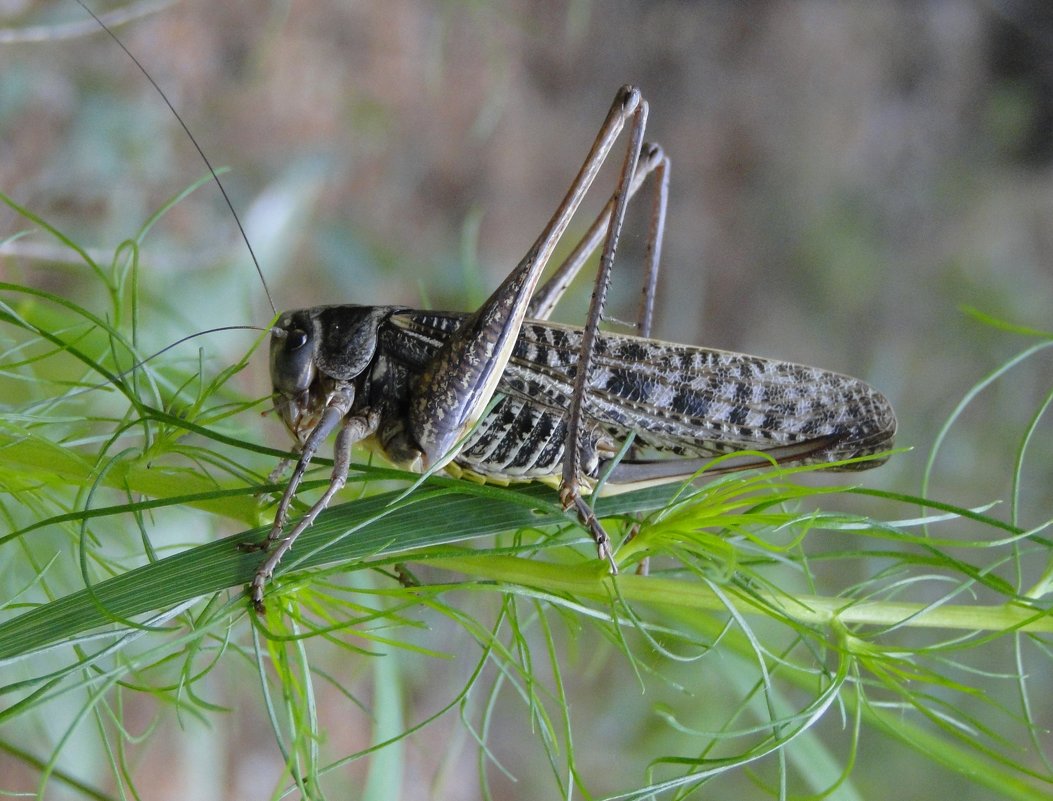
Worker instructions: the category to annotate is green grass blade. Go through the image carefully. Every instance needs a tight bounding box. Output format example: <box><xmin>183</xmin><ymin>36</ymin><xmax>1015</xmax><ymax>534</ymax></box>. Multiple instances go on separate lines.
<box><xmin>0</xmin><ymin>483</ymin><xmax>679</xmax><ymax>660</ymax></box>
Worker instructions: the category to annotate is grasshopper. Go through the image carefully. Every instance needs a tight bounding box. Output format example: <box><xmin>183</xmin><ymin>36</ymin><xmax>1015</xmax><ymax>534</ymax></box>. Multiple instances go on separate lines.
<box><xmin>249</xmin><ymin>85</ymin><xmax>897</xmax><ymax>611</ymax></box>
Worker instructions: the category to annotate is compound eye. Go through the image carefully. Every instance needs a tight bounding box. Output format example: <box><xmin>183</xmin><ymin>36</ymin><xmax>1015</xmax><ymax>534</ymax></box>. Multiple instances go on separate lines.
<box><xmin>287</xmin><ymin>329</ymin><xmax>308</xmax><ymax>350</ymax></box>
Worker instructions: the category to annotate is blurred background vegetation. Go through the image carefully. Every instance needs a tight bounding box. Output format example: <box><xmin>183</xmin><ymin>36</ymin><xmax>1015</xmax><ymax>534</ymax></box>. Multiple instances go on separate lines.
<box><xmin>1</xmin><ymin>1</ymin><xmax>1051</xmax><ymax>799</ymax></box>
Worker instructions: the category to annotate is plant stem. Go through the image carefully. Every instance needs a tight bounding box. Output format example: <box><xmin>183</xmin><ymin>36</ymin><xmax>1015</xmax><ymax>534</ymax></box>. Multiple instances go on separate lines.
<box><xmin>426</xmin><ymin>555</ymin><xmax>1053</xmax><ymax>633</ymax></box>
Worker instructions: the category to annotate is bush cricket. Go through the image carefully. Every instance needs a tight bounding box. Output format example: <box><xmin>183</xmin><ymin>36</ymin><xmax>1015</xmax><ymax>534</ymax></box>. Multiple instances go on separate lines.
<box><xmin>251</xmin><ymin>86</ymin><xmax>896</xmax><ymax>611</ymax></box>
<box><xmin>77</xmin><ymin>5</ymin><xmax>895</xmax><ymax>613</ymax></box>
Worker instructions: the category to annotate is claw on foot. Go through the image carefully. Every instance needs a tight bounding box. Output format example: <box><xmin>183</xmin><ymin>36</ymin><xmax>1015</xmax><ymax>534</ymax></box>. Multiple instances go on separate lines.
<box><xmin>562</xmin><ymin>488</ymin><xmax>619</xmax><ymax>574</ymax></box>
<box><xmin>249</xmin><ymin>576</ymin><xmax>268</xmax><ymax>614</ymax></box>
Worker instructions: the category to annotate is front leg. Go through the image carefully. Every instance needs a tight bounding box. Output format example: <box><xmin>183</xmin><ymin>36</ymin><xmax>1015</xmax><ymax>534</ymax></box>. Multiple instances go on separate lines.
<box><xmin>248</xmin><ymin>390</ymin><xmax>378</xmax><ymax>612</ymax></box>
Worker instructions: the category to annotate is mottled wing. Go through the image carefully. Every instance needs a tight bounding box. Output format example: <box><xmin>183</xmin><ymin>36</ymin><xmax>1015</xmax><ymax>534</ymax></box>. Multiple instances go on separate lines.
<box><xmin>386</xmin><ymin>312</ymin><xmax>896</xmax><ymax>487</ymax></box>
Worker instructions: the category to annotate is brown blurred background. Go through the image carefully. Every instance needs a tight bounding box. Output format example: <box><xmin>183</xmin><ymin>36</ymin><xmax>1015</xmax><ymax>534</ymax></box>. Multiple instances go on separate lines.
<box><xmin>2</xmin><ymin>1</ymin><xmax>1052</xmax><ymax>799</ymax></box>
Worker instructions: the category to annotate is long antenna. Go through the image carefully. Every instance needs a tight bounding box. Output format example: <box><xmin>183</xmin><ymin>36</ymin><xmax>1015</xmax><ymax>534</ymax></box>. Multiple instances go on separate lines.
<box><xmin>49</xmin><ymin>324</ymin><xmax>273</xmax><ymax>402</ymax></box>
<box><xmin>75</xmin><ymin>0</ymin><xmax>278</xmax><ymax>316</ymax></box>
